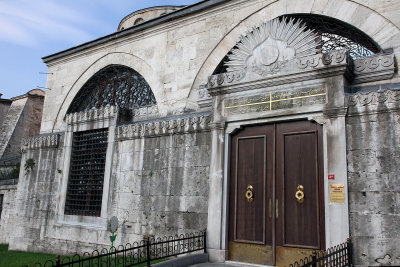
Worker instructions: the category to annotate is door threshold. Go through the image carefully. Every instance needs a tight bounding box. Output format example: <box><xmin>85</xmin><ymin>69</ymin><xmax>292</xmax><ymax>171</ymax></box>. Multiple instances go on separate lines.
<box><xmin>225</xmin><ymin>260</ymin><xmax>274</xmax><ymax>267</ymax></box>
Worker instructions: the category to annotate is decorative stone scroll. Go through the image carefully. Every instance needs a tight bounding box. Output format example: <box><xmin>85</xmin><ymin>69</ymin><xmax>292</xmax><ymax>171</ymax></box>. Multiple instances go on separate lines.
<box><xmin>65</xmin><ymin>106</ymin><xmax>118</xmax><ymax>125</ymax></box>
<box><xmin>116</xmin><ymin>113</ymin><xmax>211</xmax><ymax>140</ymax></box>
<box><xmin>294</xmin><ymin>49</ymin><xmax>347</xmax><ymax>69</ymax></box>
<box><xmin>346</xmin><ymin>89</ymin><xmax>400</xmax><ymax>115</ymax></box>
<box><xmin>197</xmin><ymin>86</ymin><xmax>213</xmax><ymax>108</ymax></box>
<box><xmin>347</xmin><ymin>90</ymin><xmax>400</xmax><ymax>107</ymax></box>
<box><xmin>352</xmin><ymin>54</ymin><xmax>395</xmax><ymax>84</ymax></box>
<box><xmin>21</xmin><ymin>133</ymin><xmax>64</xmax><ymax>150</ymax></box>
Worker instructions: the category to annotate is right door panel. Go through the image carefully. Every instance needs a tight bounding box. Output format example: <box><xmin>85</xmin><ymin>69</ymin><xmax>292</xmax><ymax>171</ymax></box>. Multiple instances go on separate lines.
<box><xmin>276</xmin><ymin>121</ymin><xmax>325</xmax><ymax>249</ymax></box>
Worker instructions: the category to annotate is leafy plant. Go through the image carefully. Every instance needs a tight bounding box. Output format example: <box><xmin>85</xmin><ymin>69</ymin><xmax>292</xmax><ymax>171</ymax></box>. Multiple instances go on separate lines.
<box><xmin>24</xmin><ymin>158</ymin><xmax>35</xmax><ymax>175</ymax></box>
<box><xmin>10</xmin><ymin>162</ymin><xmax>20</xmax><ymax>178</ymax></box>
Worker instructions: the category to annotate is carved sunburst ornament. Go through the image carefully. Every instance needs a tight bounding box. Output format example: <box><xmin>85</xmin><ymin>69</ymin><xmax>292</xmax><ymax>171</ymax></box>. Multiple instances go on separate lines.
<box><xmin>225</xmin><ymin>17</ymin><xmax>320</xmax><ymax>74</ymax></box>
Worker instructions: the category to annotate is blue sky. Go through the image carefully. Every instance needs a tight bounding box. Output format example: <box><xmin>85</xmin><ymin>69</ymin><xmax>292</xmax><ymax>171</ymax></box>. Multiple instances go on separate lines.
<box><xmin>0</xmin><ymin>0</ymin><xmax>199</xmax><ymax>99</ymax></box>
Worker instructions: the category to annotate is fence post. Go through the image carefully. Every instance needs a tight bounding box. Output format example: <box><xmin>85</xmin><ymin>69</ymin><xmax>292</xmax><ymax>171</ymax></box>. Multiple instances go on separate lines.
<box><xmin>347</xmin><ymin>238</ymin><xmax>352</xmax><ymax>266</ymax></box>
<box><xmin>56</xmin><ymin>255</ymin><xmax>60</xmax><ymax>267</ymax></box>
<box><xmin>312</xmin><ymin>251</ymin><xmax>317</xmax><ymax>267</ymax></box>
<box><xmin>146</xmin><ymin>236</ymin><xmax>151</xmax><ymax>267</ymax></box>
<box><xmin>203</xmin><ymin>230</ymin><xmax>207</xmax><ymax>254</ymax></box>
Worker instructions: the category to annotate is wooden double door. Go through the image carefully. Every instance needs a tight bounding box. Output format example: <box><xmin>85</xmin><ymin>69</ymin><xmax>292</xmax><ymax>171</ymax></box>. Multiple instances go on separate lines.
<box><xmin>228</xmin><ymin>120</ymin><xmax>325</xmax><ymax>266</ymax></box>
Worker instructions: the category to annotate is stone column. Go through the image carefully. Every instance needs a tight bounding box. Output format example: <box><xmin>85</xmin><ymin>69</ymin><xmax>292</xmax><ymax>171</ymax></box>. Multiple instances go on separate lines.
<box><xmin>206</xmin><ymin>121</ymin><xmax>226</xmax><ymax>262</ymax></box>
<box><xmin>325</xmin><ymin>114</ymin><xmax>350</xmax><ymax>247</ymax></box>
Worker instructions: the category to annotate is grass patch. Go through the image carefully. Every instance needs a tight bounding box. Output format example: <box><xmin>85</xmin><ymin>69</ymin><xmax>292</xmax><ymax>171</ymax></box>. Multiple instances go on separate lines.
<box><xmin>0</xmin><ymin>244</ymin><xmax>166</xmax><ymax>267</ymax></box>
<box><xmin>0</xmin><ymin>244</ymin><xmax>58</xmax><ymax>267</ymax></box>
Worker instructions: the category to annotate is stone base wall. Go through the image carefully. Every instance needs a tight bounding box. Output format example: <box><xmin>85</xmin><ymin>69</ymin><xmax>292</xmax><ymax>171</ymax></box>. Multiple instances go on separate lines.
<box><xmin>346</xmin><ymin>90</ymin><xmax>400</xmax><ymax>266</ymax></box>
<box><xmin>110</xmin><ymin>131</ymin><xmax>210</xmax><ymax>244</ymax></box>
<box><xmin>8</xmin><ymin>145</ymin><xmax>64</xmax><ymax>252</ymax></box>
<box><xmin>7</xmin><ymin>121</ymin><xmax>210</xmax><ymax>255</ymax></box>
<box><xmin>0</xmin><ymin>183</ymin><xmax>17</xmax><ymax>244</ymax></box>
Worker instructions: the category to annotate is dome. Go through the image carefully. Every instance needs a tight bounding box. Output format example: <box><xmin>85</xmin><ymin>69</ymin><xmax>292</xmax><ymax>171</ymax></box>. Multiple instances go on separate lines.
<box><xmin>118</xmin><ymin>6</ymin><xmax>184</xmax><ymax>31</ymax></box>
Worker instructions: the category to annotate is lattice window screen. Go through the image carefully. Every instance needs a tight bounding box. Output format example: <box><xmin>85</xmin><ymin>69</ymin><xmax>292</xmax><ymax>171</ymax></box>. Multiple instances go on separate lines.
<box><xmin>285</xmin><ymin>14</ymin><xmax>381</xmax><ymax>59</ymax></box>
<box><xmin>67</xmin><ymin>65</ymin><xmax>156</xmax><ymax>113</ymax></box>
<box><xmin>64</xmin><ymin>128</ymin><xmax>108</xmax><ymax>217</ymax></box>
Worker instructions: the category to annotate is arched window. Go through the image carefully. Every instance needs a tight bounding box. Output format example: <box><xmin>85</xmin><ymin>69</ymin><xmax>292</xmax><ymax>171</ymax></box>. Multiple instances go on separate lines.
<box><xmin>134</xmin><ymin>18</ymin><xmax>144</xmax><ymax>25</ymax></box>
<box><xmin>213</xmin><ymin>14</ymin><xmax>382</xmax><ymax>74</ymax></box>
<box><xmin>67</xmin><ymin>65</ymin><xmax>156</xmax><ymax>113</ymax></box>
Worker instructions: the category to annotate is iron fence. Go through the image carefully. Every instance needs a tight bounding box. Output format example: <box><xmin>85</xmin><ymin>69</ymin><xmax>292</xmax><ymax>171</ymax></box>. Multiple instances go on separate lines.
<box><xmin>21</xmin><ymin>231</ymin><xmax>206</xmax><ymax>267</ymax></box>
<box><xmin>290</xmin><ymin>239</ymin><xmax>353</xmax><ymax>267</ymax></box>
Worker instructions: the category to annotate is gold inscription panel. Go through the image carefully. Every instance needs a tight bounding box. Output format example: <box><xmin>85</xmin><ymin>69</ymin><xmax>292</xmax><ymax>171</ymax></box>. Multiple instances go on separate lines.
<box><xmin>224</xmin><ymin>87</ymin><xmax>326</xmax><ymax>115</ymax></box>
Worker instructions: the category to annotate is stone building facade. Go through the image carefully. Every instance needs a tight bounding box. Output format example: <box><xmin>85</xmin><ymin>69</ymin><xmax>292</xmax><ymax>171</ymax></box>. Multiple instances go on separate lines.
<box><xmin>2</xmin><ymin>1</ymin><xmax>400</xmax><ymax>266</ymax></box>
<box><xmin>0</xmin><ymin>89</ymin><xmax>45</xmax><ymax>244</ymax></box>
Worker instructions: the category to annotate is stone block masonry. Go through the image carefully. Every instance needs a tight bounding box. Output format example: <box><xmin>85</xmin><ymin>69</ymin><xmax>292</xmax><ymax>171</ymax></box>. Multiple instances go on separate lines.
<box><xmin>7</xmin><ymin>113</ymin><xmax>211</xmax><ymax>255</ymax></box>
<box><xmin>346</xmin><ymin>90</ymin><xmax>400</xmax><ymax>266</ymax></box>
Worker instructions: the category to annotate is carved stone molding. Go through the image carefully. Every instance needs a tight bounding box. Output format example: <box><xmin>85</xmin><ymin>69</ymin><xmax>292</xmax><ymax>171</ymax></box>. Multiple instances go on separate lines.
<box><xmin>21</xmin><ymin>133</ymin><xmax>64</xmax><ymax>151</ymax></box>
<box><xmin>295</xmin><ymin>50</ymin><xmax>347</xmax><ymax>69</ymax></box>
<box><xmin>197</xmin><ymin>86</ymin><xmax>212</xmax><ymax>108</ymax></box>
<box><xmin>308</xmin><ymin>115</ymin><xmax>328</xmax><ymax>125</ymax></box>
<box><xmin>346</xmin><ymin>89</ymin><xmax>400</xmax><ymax>115</ymax></box>
<box><xmin>65</xmin><ymin>106</ymin><xmax>118</xmax><ymax>125</ymax></box>
<box><xmin>207</xmin><ymin>50</ymin><xmax>350</xmax><ymax>91</ymax></box>
<box><xmin>207</xmin><ymin>70</ymin><xmax>246</xmax><ymax>88</ymax></box>
<box><xmin>347</xmin><ymin>90</ymin><xmax>400</xmax><ymax>107</ymax></box>
<box><xmin>323</xmin><ymin>107</ymin><xmax>348</xmax><ymax>118</ymax></box>
<box><xmin>116</xmin><ymin>113</ymin><xmax>212</xmax><ymax>140</ymax></box>
<box><xmin>132</xmin><ymin>105</ymin><xmax>159</xmax><ymax>122</ymax></box>
<box><xmin>353</xmin><ymin>54</ymin><xmax>395</xmax><ymax>84</ymax></box>
<box><xmin>209</xmin><ymin>122</ymin><xmax>226</xmax><ymax>131</ymax></box>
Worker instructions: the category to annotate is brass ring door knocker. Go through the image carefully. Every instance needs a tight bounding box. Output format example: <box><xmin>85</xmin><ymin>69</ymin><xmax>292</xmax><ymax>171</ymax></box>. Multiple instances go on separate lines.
<box><xmin>245</xmin><ymin>185</ymin><xmax>254</xmax><ymax>203</ymax></box>
<box><xmin>295</xmin><ymin>185</ymin><xmax>304</xmax><ymax>203</ymax></box>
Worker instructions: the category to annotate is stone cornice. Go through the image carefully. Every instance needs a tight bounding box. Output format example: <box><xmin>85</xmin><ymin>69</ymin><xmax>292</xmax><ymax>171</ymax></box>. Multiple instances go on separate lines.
<box><xmin>206</xmin><ymin>50</ymin><xmax>350</xmax><ymax>96</ymax></box>
<box><xmin>65</xmin><ymin>106</ymin><xmax>118</xmax><ymax>125</ymax></box>
<box><xmin>116</xmin><ymin>113</ymin><xmax>211</xmax><ymax>140</ymax></box>
<box><xmin>353</xmin><ymin>53</ymin><xmax>395</xmax><ymax>84</ymax></box>
<box><xmin>346</xmin><ymin>89</ymin><xmax>400</xmax><ymax>115</ymax></box>
<box><xmin>21</xmin><ymin>133</ymin><xmax>63</xmax><ymax>151</ymax></box>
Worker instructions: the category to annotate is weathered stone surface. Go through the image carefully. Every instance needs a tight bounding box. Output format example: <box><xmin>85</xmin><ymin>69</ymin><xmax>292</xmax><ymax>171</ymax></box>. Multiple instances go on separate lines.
<box><xmin>113</xmin><ymin>128</ymin><xmax>211</xmax><ymax>242</ymax></box>
<box><xmin>3</xmin><ymin>1</ymin><xmax>400</xmax><ymax>266</ymax></box>
<box><xmin>346</xmin><ymin>90</ymin><xmax>400</xmax><ymax>266</ymax></box>
<box><xmin>0</xmin><ymin>184</ymin><xmax>17</xmax><ymax>243</ymax></box>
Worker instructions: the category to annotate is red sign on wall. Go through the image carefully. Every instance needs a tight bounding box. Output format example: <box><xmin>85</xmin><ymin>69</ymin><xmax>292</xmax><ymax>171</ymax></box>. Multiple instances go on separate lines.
<box><xmin>328</xmin><ymin>174</ymin><xmax>335</xmax><ymax>180</ymax></box>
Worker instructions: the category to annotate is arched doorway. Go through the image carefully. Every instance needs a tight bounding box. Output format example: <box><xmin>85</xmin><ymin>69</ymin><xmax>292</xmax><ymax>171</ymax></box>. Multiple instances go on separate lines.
<box><xmin>205</xmin><ymin>14</ymin><xmax>385</xmax><ymax>266</ymax></box>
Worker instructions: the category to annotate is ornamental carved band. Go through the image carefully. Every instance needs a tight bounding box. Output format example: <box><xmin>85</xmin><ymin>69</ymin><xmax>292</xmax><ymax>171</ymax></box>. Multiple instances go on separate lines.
<box><xmin>347</xmin><ymin>90</ymin><xmax>400</xmax><ymax>107</ymax></box>
<box><xmin>65</xmin><ymin>106</ymin><xmax>118</xmax><ymax>125</ymax></box>
<box><xmin>116</xmin><ymin>114</ymin><xmax>211</xmax><ymax>140</ymax></box>
<box><xmin>21</xmin><ymin>133</ymin><xmax>63</xmax><ymax>150</ymax></box>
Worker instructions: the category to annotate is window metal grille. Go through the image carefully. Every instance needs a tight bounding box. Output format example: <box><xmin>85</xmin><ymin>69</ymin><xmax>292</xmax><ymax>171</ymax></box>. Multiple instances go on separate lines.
<box><xmin>283</xmin><ymin>14</ymin><xmax>381</xmax><ymax>59</ymax></box>
<box><xmin>0</xmin><ymin>194</ymin><xmax>3</xmax><ymax>219</ymax></box>
<box><xmin>67</xmin><ymin>65</ymin><xmax>156</xmax><ymax>113</ymax></box>
<box><xmin>65</xmin><ymin>128</ymin><xmax>108</xmax><ymax>217</ymax></box>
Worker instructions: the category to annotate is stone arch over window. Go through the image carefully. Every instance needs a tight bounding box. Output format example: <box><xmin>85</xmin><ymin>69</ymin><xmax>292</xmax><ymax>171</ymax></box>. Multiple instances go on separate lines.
<box><xmin>67</xmin><ymin>65</ymin><xmax>156</xmax><ymax>113</ymax></box>
<box><xmin>212</xmin><ymin>14</ymin><xmax>382</xmax><ymax>75</ymax></box>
